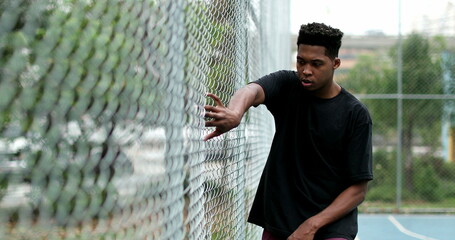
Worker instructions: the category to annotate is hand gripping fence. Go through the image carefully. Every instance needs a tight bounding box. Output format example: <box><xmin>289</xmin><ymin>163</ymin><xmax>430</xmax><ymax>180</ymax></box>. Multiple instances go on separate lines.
<box><xmin>0</xmin><ymin>0</ymin><xmax>291</xmax><ymax>239</ymax></box>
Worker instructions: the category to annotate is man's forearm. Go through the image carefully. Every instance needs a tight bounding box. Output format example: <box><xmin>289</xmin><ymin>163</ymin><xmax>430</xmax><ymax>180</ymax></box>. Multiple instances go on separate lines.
<box><xmin>309</xmin><ymin>181</ymin><xmax>368</xmax><ymax>230</ymax></box>
<box><xmin>290</xmin><ymin>181</ymin><xmax>368</xmax><ymax>238</ymax></box>
<box><xmin>227</xmin><ymin>83</ymin><xmax>264</xmax><ymax>118</ymax></box>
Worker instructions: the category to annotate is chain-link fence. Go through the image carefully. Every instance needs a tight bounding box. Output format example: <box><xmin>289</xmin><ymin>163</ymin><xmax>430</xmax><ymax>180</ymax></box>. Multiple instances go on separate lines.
<box><xmin>337</xmin><ymin>21</ymin><xmax>455</xmax><ymax>212</ymax></box>
<box><xmin>0</xmin><ymin>0</ymin><xmax>290</xmax><ymax>239</ymax></box>
<box><xmin>4</xmin><ymin>0</ymin><xmax>455</xmax><ymax>238</ymax></box>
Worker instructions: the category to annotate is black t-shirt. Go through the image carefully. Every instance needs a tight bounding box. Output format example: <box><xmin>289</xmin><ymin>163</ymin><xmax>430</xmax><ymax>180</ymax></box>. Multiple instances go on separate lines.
<box><xmin>247</xmin><ymin>70</ymin><xmax>373</xmax><ymax>239</ymax></box>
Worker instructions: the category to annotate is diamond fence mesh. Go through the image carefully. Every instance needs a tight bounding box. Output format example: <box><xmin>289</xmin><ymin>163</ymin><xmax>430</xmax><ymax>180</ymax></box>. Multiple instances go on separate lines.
<box><xmin>0</xmin><ymin>0</ymin><xmax>290</xmax><ymax>239</ymax></box>
<box><xmin>338</xmin><ymin>31</ymin><xmax>455</xmax><ymax>213</ymax></box>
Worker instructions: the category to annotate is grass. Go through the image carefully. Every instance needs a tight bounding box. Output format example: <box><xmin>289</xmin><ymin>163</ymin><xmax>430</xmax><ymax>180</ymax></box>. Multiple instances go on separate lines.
<box><xmin>360</xmin><ymin>198</ymin><xmax>455</xmax><ymax>214</ymax></box>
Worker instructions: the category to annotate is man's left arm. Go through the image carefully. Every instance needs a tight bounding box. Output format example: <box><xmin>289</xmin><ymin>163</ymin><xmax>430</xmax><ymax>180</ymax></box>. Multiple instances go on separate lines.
<box><xmin>288</xmin><ymin>180</ymin><xmax>369</xmax><ymax>240</ymax></box>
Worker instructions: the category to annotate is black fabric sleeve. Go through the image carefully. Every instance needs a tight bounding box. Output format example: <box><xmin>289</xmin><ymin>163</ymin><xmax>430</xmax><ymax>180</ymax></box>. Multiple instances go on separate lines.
<box><xmin>345</xmin><ymin>108</ymin><xmax>374</xmax><ymax>183</ymax></box>
<box><xmin>252</xmin><ymin>70</ymin><xmax>298</xmax><ymax>111</ymax></box>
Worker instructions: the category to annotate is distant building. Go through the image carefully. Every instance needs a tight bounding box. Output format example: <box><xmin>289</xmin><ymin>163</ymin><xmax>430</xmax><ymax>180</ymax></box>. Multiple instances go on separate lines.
<box><xmin>338</xmin><ymin>35</ymin><xmax>397</xmax><ymax>73</ymax></box>
<box><xmin>290</xmin><ymin>34</ymin><xmax>398</xmax><ymax>74</ymax></box>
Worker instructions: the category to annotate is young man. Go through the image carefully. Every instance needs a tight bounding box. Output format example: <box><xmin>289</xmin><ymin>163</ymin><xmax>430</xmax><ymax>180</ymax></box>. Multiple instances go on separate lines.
<box><xmin>204</xmin><ymin>22</ymin><xmax>373</xmax><ymax>240</ymax></box>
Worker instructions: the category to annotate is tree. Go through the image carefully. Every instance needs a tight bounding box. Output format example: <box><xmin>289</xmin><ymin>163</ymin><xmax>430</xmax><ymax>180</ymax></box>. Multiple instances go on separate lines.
<box><xmin>394</xmin><ymin>34</ymin><xmax>443</xmax><ymax>190</ymax></box>
<box><xmin>342</xmin><ymin>33</ymin><xmax>444</xmax><ymax>193</ymax></box>
<box><xmin>340</xmin><ymin>54</ymin><xmax>396</xmax><ymax>133</ymax></box>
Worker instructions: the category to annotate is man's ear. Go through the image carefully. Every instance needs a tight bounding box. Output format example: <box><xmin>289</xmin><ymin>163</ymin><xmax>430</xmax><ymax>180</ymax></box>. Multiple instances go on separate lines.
<box><xmin>333</xmin><ymin>57</ymin><xmax>341</xmax><ymax>69</ymax></box>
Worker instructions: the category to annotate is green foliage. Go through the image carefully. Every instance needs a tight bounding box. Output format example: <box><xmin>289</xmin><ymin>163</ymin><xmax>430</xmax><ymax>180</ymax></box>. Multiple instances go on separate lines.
<box><xmin>342</xmin><ymin>54</ymin><xmax>396</xmax><ymax>94</ymax></box>
<box><xmin>366</xmin><ymin>149</ymin><xmax>396</xmax><ymax>202</ymax></box>
<box><xmin>413</xmin><ymin>159</ymin><xmax>443</xmax><ymax>202</ymax></box>
<box><xmin>426</xmin><ymin>156</ymin><xmax>455</xmax><ymax>180</ymax></box>
<box><xmin>184</xmin><ymin>0</ymin><xmax>238</xmax><ymax>105</ymax></box>
<box><xmin>366</xmin><ymin>185</ymin><xmax>396</xmax><ymax>202</ymax></box>
<box><xmin>394</xmin><ymin>34</ymin><xmax>444</xmax><ymax>134</ymax></box>
<box><xmin>442</xmin><ymin>51</ymin><xmax>455</xmax><ymax>85</ymax></box>
<box><xmin>0</xmin><ymin>176</ymin><xmax>7</xmax><ymax>201</ymax></box>
<box><xmin>344</xmin><ymin>33</ymin><xmax>448</xmax><ymax>202</ymax></box>
<box><xmin>401</xmin><ymin>34</ymin><xmax>443</xmax><ymax>94</ymax></box>
<box><xmin>440</xmin><ymin>179</ymin><xmax>455</xmax><ymax>199</ymax></box>
<box><xmin>366</xmin><ymin>149</ymin><xmax>455</xmax><ymax>204</ymax></box>
<box><xmin>0</xmin><ymin>0</ymin><xmax>150</xmax><ymax>227</ymax></box>
<box><xmin>369</xmin><ymin>149</ymin><xmax>396</xmax><ymax>188</ymax></box>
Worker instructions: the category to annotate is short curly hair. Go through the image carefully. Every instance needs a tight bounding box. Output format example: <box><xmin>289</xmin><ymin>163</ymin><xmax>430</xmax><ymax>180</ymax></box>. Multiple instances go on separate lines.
<box><xmin>297</xmin><ymin>22</ymin><xmax>344</xmax><ymax>59</ymax></box>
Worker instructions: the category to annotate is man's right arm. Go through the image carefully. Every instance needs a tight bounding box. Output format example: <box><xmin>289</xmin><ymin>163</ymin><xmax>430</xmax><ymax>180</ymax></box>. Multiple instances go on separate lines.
<box><xmin>204</xmin><ymin>83</ymin><xmax>265</xmax><ymax>141</ymax></box>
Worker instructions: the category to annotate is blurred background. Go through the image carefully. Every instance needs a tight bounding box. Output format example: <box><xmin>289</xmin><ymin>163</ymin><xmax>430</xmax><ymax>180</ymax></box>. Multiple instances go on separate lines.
<box><xmin>0</xmin><ymin>0</ymin><xmax>454</xmax><ymax>239</ymax></box>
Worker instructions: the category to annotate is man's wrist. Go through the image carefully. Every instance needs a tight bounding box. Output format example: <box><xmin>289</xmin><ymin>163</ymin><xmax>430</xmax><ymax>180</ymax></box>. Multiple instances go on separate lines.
<box><xmin>306</xmin><ymin>216</ymin><xmax>324</xmax><ymax>233</ymax></box>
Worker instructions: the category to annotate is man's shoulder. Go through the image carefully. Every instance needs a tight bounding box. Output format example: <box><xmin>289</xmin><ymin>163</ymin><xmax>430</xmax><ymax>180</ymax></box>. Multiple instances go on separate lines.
<box><xmin>253</xmin><ymin>70</ymin><xmax>299</xmax><ymax>92</ymax></box>
<box><xmin>259</xmin><ymin>70</ymin><xmax>298</xmax><ymax>82</ymax></box>
<box><xmin>339</xmin><ymin>88</ymin><xmax>371</xmax><ymax>117</ymax></box>
<box><xmin>340</xmin><ymin>88</ymin><xmax>368</xmax><ymax>107</ymax></box>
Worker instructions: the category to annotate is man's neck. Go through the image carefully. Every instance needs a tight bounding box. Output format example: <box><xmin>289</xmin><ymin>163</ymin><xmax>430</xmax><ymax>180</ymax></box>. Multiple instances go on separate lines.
<box><xmin>313</xmin><ymin>82</ymin><xmax>341</xmax><ymax>99</ymax></box>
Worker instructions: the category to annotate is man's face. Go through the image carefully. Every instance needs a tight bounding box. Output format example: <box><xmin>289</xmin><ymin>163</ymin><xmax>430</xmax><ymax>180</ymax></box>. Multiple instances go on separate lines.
<box><xmin>296</xmin><ymin>44</ymin><xmax>340</xmax><ymax>98</ymax></box>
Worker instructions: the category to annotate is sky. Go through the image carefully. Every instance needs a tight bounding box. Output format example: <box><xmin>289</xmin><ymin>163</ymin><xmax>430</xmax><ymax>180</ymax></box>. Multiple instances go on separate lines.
<box><xmin>290</xmin><ymin>0</ymin><xmax>455</xmax><ymax>36</ymax></box>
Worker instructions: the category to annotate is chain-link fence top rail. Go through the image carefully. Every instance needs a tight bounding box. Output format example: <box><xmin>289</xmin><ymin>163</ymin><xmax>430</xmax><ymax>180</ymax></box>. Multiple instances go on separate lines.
<box><xmin>0</xmin><ymin>0</ymin><xmax>289</xmax><ymax>239</ymax></box>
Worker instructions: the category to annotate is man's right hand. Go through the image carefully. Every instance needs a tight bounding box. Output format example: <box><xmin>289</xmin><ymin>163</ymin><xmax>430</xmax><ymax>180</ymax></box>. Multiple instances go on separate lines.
<box><xmin>204</xmin><ymin>93</ymin><xmax>242</xmax><ymax>141</ymax></box>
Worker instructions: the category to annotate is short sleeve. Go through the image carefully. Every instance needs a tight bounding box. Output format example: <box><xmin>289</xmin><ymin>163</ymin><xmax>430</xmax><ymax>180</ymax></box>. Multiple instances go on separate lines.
<box><xmin>252</xmin><ymin>70</ymin><xmax>299</xmax><ymax>110</ymax></box>
<box><xmin>345</xmin><ymin>108</ymin><xmax>373</xmax><ymax>183</ymax></box>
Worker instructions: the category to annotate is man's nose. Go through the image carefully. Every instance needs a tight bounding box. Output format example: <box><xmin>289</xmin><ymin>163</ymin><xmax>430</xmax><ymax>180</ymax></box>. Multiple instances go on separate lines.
<box><xmin>302</xmin><ymin>66</ymin><xmax>311</xmax><ymax>76</ymax></box>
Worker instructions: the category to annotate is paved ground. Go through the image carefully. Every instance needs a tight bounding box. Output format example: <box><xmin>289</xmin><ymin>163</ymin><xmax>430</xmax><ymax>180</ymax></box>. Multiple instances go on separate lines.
<box><xmin>357</xmin><ymin>214</ymin><xmax>455</xmax><ymax>240</ymax></box>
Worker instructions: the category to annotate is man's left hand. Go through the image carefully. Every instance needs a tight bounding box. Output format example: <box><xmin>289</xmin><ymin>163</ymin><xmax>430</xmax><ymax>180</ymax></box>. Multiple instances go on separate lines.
<box><xmin>287</xmin><ymin>218</ymin><xmax>319</xmax><ymax>240</ymax></box>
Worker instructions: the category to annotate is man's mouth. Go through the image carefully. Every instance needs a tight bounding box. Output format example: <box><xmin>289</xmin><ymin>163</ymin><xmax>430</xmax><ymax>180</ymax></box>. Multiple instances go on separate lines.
<box><xmin>301</xmin><ymin>79</ymin><xmax>312</xmax><ymax>87</ymax></box>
